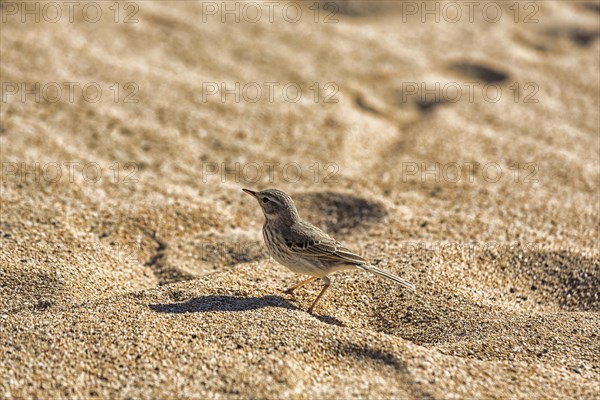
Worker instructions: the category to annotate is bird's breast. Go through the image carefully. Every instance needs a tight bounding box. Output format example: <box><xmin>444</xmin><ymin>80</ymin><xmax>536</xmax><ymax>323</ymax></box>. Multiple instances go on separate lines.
<box><xmin>261</xmin><ymin>223</ymin><xmax>327</xmax><ymax>277</ymax></box>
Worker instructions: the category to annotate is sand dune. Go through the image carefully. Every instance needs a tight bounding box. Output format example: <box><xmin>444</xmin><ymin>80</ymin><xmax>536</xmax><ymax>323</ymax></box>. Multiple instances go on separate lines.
<box><xmin>1</xmin><ymin>1</ymin><xmax>599</xmax><ymax>398</ymax></box>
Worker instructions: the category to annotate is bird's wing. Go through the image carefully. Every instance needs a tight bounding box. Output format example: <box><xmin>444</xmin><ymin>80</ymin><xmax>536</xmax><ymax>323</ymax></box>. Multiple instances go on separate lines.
<box><xmin>285</xmin><ymin>222</ymin><xmax>368</xmax><ymax>265</ymax></box>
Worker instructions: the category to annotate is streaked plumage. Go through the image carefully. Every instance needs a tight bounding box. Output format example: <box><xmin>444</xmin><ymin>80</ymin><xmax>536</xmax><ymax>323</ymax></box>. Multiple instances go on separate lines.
<box><xmin>243</xmin><ymin>188</ymin><xmax>415</xmax><ymax>312</ymax></box>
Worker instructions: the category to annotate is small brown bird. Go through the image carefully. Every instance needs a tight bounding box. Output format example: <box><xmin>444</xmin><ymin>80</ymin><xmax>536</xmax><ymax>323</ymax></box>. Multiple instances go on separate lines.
<box><xmin>243</xmin><ymin>188</ymin><xmax>415</xmax><ymax>312</ymax></box>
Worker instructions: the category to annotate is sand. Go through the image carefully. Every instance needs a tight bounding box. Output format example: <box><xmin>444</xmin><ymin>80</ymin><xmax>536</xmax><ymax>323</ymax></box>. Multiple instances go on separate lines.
<box><xmin>1</xmin><ymin>0</ymin><xmax>599</xmax><ymax>398</ymax></box>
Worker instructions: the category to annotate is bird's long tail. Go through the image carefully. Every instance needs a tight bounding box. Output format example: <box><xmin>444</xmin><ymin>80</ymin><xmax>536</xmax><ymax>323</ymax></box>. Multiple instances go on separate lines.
<box><xmin>356</xmin><ymin>264</ymin><xmax>416</xmax><ymax>291</ymax></box>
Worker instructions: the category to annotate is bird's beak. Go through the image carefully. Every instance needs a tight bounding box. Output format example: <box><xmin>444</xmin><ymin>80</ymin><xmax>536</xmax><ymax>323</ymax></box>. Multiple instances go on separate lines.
<box><xmin>242</xmin><ymin>188</ymin><xmax>257</xmax><ymax>198</ymax></box>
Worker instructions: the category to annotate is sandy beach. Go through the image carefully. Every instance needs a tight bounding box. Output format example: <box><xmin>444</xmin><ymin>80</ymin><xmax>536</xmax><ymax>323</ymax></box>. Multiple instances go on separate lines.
<box><xmin>1</xmin><ymin>1</ymin><xmax>599</xmax><ymax>398</ymax></box>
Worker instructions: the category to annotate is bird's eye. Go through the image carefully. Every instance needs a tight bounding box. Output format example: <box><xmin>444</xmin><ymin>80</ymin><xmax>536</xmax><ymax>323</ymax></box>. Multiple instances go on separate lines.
<box><xmin>262</xmin><ymin>197</ymin><xmax>269</xmax><ymax>203</ymax></box>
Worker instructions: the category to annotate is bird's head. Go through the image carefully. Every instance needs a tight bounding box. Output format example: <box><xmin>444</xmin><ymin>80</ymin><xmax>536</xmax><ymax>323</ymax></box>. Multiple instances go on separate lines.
<box><xmin>243</xmin><ymin>188</ymin><xmax>299</xmax><ymax>224</ymax></box>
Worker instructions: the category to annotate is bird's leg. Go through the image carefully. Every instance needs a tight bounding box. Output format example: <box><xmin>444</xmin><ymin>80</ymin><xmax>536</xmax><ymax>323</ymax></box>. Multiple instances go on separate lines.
<box><xmin>282</xmin><ymin>276</ymin><xmax>318</xmax><ymax>297</ymax></box>
<box><xmin>308</xmin><ymin>276</ymin><xmax>331</xmax><ymax>313</ymax></box>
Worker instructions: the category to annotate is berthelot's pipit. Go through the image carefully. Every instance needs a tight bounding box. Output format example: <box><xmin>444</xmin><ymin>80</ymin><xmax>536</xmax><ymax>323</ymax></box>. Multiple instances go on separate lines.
<box><xmin>243</xmin><ymin>188</ymin><xmax>415</xmax><ymax>313</ymax></box>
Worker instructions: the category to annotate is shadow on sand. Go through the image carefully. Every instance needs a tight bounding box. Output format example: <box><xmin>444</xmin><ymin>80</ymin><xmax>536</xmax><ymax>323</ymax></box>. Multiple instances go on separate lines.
<box><xmin>149</xmin><ymin>295</ymin><xmax>295</xmax><ymax>313</ymax></box>
<box><xmin>343</xmin><ymin>343</ymin><xmax>407</xmax><ymax>372</ymax></box>
<box><xmin>149</xmin><ymin>295</ymin><xmax>344</xmax><ymax>326</ymax></box>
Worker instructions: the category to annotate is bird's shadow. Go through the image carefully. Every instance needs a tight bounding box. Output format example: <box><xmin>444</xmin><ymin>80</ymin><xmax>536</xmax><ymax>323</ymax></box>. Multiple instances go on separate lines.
<box><xmin>149</xmin><ymin>295</ymin><xmax>294</xmax><ymax>313</ymax></box>
<box><xmin>148</xmin><ymin>295</ymin><xmax>344</xmax><ymax>326</ymax></box>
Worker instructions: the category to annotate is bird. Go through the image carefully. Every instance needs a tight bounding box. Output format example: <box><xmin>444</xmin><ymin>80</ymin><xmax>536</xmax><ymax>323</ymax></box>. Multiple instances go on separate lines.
<box><xmin>243</xmin><ymin>188</ymin><xmax>415</xmax><ymax>313</ymax></box>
